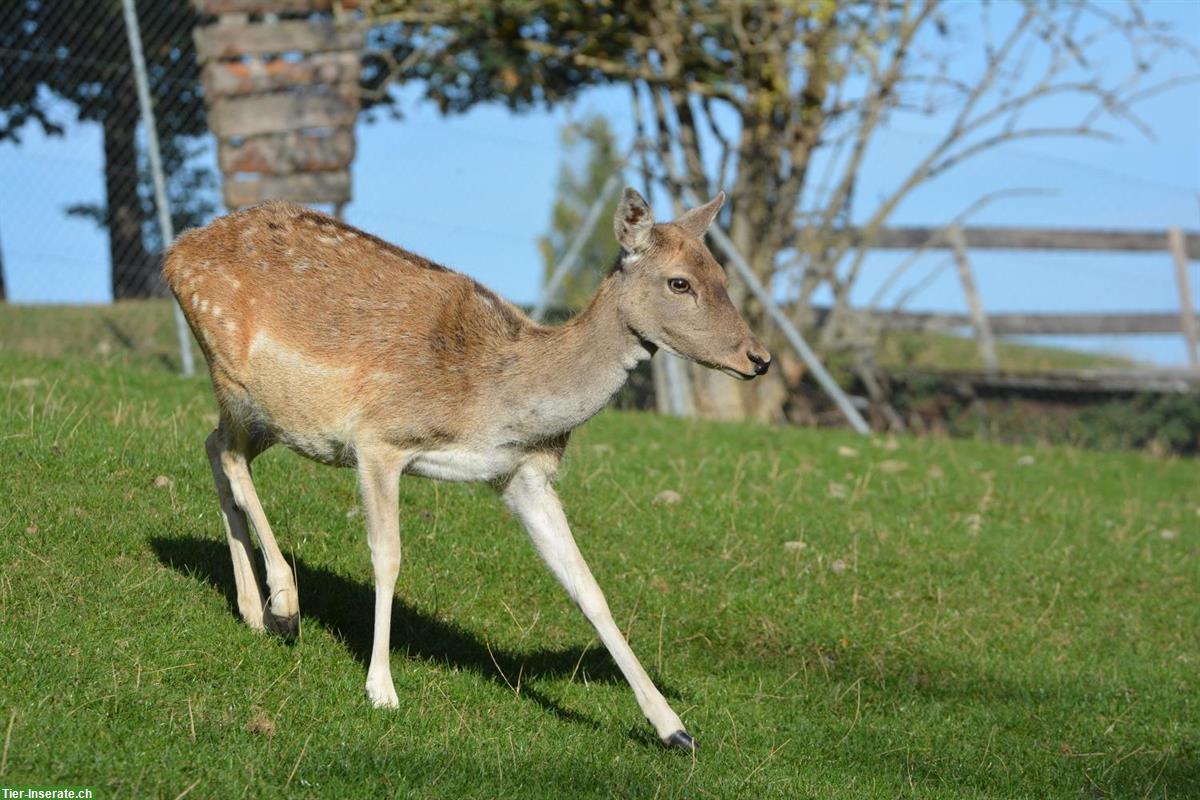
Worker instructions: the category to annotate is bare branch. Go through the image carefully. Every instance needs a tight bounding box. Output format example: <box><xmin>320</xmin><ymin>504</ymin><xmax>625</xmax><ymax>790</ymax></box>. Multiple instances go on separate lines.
<box><xmin>799</xmin><ymin>0</ymin><xmax>937</xmax><ymax>322</ymax></box>
<box><xmin>700</xmin><ymin>95</ymin><xmax>733</xmax><ymax>192</ymax></box>
<box><xmin>669</xmin><ymin>90</ymin><xmax>712</xmax><ymax>200</ymax></box>
<box><xmin>929</xmin><ymin>126</ymin><xmax>1119</xmax><ymax>179</ymax></box>
<box><xmin>647</xmin><ymin>83</ymin><xmax>686</xmax><ymax>215</ymax></box>
<box><xmin>630</xmin><ymin>83</ymin><xmax>656</xmax><ymax>200</ymax></box>
<box><xmin>891</xmin><ymin>255</ymin><xmax>953</xmax><ymax>314</ymax></box>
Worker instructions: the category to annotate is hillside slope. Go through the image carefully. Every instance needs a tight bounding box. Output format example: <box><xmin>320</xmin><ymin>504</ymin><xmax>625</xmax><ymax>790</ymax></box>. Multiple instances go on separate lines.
<box><xmin>1</xmin><ymin>351</ymin><xmax>1196</xmax><ymax>798</ymax></box>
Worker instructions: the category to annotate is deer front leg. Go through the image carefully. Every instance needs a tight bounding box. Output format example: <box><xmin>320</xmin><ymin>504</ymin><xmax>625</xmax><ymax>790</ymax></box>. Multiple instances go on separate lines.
<box><xmin>500</xmin><ymin>460</ymin><xmax>696</xmax><ymax>750</ymax></box>
<box><xmin>205</xmin><ymin>430</ymin><xmax>266</xmax><ymax>630</ymax></box>
<box><xmin>357</xmin><ymin>447</ymin><xmax>406</xmax><ymax>709</ymax></box>
<box><xmin>219</xmin><ymin>441</ymin><xmax>298</xmax><ymax>638</ymax></box>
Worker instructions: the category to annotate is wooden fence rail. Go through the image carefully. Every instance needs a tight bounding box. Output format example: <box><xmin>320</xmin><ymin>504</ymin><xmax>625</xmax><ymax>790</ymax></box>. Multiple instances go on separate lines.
<box><xmin>840</xmin><ymin>224</ymin><xmax>1200</xmax><ymax>372</ymax></box>
<box><xmin>862</xmin><ymin>225</ymin><xmax>1200</xmax><ymax>257</ymax></box>
<box><xmin>824</xmin><ymin>309</ymin><xmax>1189</xmax><ymax>336</ymax></box>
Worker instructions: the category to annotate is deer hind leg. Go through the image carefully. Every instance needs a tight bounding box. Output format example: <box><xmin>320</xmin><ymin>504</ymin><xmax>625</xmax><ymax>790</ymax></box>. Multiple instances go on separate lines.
<box><xmin>211</xmin><ymin>420</ymin><xmax>299</xmax><ymax>637</ymax></box>
<box><xmin>357</xmin><ymin>445</ymin><xmax>407</xmax><ymax>708</ymax></box>
<box><xmin>500</xmin><ymin>460</ymin><xmax>696</xmax><ymax>750</ymax></box>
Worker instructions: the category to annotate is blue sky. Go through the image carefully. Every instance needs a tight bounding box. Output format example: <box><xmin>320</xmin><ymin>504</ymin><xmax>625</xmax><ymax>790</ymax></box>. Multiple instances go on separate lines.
<box><xmin>1</xmin><ymin>1</ymin><xmax>1197</xmax><ymax>365</ymax></box>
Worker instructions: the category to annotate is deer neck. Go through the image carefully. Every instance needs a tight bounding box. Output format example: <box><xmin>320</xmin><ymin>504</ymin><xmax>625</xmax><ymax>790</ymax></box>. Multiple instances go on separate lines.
<box><xmin>502</xmin><ymin>274</ymin><xmax>650</xmax><ymax>440</ymax></box>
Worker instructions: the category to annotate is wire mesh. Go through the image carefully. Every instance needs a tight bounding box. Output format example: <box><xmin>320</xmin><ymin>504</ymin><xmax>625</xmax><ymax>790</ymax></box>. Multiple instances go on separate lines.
<box><xmin>0</xmin><ymin>0</ymin><xmax>217</xmax><ymax>303</ymax></box>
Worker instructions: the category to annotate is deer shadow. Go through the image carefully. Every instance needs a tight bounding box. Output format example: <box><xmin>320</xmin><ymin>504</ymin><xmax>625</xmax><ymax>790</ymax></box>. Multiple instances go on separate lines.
<box><xmin>150</xmin><ymin>535</ymin><xmax>681</xmax><ymax>733</ymax></box>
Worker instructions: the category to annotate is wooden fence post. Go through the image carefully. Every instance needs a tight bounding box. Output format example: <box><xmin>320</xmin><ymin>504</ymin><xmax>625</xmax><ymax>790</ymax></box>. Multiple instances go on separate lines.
<box><xmin>1168</xmin><ymin>226</ymin><xmax>1199</xmax><ymax>368</ymax></box>
<box><xmin>948</xmin><ymin>224</ymin><xmax>999</xmax><ymax>374</ymax></box>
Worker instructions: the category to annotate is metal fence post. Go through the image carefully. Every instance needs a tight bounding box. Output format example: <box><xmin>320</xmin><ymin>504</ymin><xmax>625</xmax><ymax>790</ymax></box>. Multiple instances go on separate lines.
<box><xmin>121</xmin><ymin>0</ymin><xmax>195</xmax><ymax>377</ymax></box>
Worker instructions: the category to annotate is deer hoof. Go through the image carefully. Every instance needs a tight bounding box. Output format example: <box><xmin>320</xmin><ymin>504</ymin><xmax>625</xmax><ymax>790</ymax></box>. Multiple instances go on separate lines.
<box><xmin>663</xmin><ymin>730</ymin><xmax>697</xmax><ymax>751</ymax></box>
<box><xmin>265</xmin><ymin>611</ymin><xmax>299</xmax><ymax>640</ymax></box>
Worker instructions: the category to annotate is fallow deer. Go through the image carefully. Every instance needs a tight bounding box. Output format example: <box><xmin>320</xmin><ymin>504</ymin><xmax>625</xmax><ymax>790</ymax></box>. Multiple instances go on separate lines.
<box><xmin>163</xmin><ymin>187</ymin><xmax>770</xmax><ymax>749</ymax></box>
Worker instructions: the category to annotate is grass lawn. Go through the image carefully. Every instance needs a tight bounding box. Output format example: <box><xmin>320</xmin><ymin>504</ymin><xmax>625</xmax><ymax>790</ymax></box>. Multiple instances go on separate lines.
<box><xmin>1</xmin><ymin>348</ymin><xmax>1196</xmax><ymax>798</ymax></box>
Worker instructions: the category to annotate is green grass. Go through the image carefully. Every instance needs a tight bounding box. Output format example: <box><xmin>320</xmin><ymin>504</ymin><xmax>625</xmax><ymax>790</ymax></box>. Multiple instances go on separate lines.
<box><xmin>0</xmin><ymin>300</ymin><xmax>200</xmax><ymax>373</ymax></box>
<box><xmin>1</xmin><ymin>348</ymin><xmax>1197</xmax><ymax>798</ymax></box>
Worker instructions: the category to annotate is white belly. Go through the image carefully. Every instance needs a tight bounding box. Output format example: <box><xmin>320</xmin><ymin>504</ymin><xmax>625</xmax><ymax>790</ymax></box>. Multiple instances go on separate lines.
<box><xmin>405</xmin><ymin>447</ymin><xmax>520</xmax><ymax>483</ymax></box>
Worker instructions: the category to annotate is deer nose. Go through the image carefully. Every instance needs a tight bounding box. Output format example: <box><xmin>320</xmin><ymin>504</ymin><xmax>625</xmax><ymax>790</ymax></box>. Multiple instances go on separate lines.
<box><xmin>748</xmin><ymin>351</ymin><xmax>771</xmax><ymax>376</ymax></box>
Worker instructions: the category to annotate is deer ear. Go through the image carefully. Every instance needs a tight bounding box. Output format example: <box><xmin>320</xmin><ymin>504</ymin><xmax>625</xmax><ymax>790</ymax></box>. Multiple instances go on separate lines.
<box><xmin>613</xmin><ymin>187</ymin><xmax>654</xmax><ymax>253</ymax></box>
<box><xmin>674</xmin><ymin>191</ymin><xmax>725</xmax><ymax>238</ymax></box>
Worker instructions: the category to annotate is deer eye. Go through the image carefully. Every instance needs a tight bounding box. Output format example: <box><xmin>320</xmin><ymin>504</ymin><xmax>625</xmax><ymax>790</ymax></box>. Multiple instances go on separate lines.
<box><xmin>668</xmin><ymin>278</ymin><xmax>691</xmax><ymax>294</ymax></box>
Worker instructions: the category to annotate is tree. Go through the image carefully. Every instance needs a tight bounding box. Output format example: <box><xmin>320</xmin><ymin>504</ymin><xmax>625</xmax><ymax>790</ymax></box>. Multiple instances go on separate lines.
<box><xmin>0</xmin><ymin>0</ymin><xmax>215</xmax><ymax>298</ymax></box>
<box><xmin>537</xmin><ymin>117</ymin><xmax>623</xmax><ymax>313</ymax></box>
<box><xmin>366</xmin><ymin>0</ymin><xmax>1195</xmax><ymax>422</ymax></box>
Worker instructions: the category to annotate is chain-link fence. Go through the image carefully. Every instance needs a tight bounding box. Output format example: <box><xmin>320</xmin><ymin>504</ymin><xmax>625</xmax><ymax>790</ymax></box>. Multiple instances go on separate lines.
<box><xmin>0</xmin><ymin>0</ymin><xmax>217</xmax><ymax>303</ymax></box>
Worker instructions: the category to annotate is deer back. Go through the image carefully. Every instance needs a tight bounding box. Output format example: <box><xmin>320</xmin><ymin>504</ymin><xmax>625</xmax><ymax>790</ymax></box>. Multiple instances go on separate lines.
<box><xmin>164</xmin><ymin>202</ymin><xmax>538</xmax><ymax>458</ymax></box>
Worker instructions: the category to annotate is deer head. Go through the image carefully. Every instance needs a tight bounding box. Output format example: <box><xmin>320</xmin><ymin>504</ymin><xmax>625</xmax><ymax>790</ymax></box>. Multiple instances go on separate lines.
<box><xmin>612</xmin><ymin>188</ymin><xmax>771</xmax><ymax>380</ymax></box>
